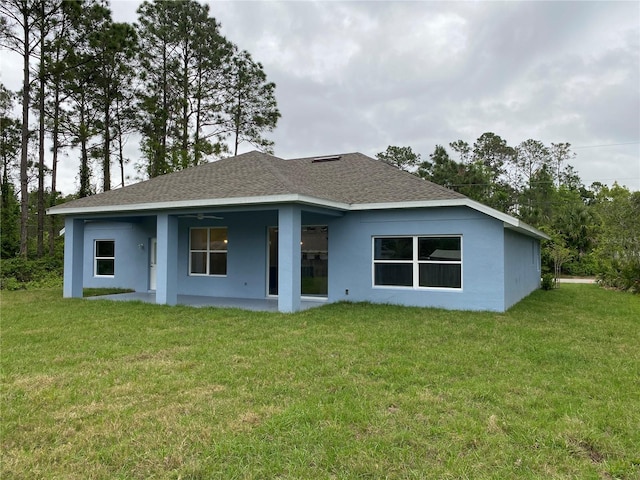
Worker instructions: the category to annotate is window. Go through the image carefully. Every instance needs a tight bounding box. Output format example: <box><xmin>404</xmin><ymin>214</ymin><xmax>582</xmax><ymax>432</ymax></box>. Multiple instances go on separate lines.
<box><xmin>267</xmin><ymin>225</ymin><xmax>329</xmax><ymax>297</ymax></box>
<box><xmin>533</xmin><ymin>241</ymin><xmax>540</xmax><ymax>272</ymax></box>
<box><xmin>373</xmin><ymin>236</ymin><xmax>462</xmax><ymax>289</ymax></box>
<box><xmin>190</xmin><ymin>227</ymin><xmax>227</xmax><ymax>276</ymax></box>
<box><xmin>95</xmin><ymin>240</ymin><xmax>115</xmax><ymax>277</ymax></box>
<box><xmin>418</xmin><ymin>237</ymin><xmax>462</xmax><ymax>288</ymax></box>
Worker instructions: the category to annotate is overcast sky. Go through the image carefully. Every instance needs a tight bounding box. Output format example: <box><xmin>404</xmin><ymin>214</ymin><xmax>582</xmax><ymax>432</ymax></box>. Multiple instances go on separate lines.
<box><xmin>1</xmin><ymin>0</ymin><xmax>639</xmax><ymax>194</ymax></box>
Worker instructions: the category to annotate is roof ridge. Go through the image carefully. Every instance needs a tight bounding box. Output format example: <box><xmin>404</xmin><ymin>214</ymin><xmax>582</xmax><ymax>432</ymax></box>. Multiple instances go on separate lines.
<box><xmin>263</xmin><ymin>154</ymin><xmax>307</xmax><ymax>192</ymax></box>
<box><xmin>287</xmin><ymin>152</ymin><xmax>359</xmax><ymax>162</ymax></box>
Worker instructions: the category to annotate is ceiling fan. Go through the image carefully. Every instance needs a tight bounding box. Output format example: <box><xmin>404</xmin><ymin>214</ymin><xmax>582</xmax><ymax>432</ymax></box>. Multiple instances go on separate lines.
<box><xmin>179</xmin><ymin>213</ymin><xmax>224</xmax><ymax>220</ymax></box>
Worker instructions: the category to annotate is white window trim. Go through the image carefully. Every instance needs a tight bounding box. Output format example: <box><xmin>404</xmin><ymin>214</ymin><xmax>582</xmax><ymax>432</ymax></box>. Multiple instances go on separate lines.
<box><xmin>94</xmin><ymin>239</ymin><xmax>115</xmax><ymax>278</ymax></box>
<box><xmin>371</xmin><ymin>235</ymin><xmax>463</xmax><ymax>291</ymax></box>
<box><xmin>189</xmin><ymin>227</ymin><xmax>228</xmax><ymax>277</ymax></box>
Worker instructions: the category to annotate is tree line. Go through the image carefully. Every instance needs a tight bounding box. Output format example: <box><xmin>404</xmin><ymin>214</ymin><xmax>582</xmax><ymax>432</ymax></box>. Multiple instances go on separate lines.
<box><xmin>1</xmin><ymin>2</ymin><xmax>636</xmax><ymax>293</ymax></box>
<box><xmin>376</xmin><ymin>135</ymin><xmax>640</xmax><ymax>292</ymax></box>
<box><xmin>1</xmin><ymin>0</ymin><xmax>280</xmax><ymax>259</ymax></box>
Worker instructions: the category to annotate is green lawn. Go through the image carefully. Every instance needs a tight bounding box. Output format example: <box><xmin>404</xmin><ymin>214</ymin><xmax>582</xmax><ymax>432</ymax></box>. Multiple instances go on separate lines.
<box><xmin>1</xmin><ymin>286</ymin><xmax>639</xmax><ymax>479</ymax></box>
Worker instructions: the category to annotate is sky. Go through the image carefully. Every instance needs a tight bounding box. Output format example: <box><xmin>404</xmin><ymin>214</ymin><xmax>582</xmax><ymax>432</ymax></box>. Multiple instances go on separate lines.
<box><xmin>1</xmin><ymin>0</ymin><xmax>639</xmax><ymax>194</ymax></box>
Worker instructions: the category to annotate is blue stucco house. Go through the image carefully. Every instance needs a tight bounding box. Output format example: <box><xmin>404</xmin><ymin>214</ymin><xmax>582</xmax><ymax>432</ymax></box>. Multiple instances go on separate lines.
<box><xmin>48</xmin><ymin>151</ymin><xmax>548</xmax><ymax>312</ymax></box>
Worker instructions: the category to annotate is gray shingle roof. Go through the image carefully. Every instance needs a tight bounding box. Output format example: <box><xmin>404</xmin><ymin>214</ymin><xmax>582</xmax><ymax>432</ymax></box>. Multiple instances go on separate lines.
<box><xmin>49</xmin><ymin>151</ymin><xmax>465</xmax><ymax>213</ymax></box>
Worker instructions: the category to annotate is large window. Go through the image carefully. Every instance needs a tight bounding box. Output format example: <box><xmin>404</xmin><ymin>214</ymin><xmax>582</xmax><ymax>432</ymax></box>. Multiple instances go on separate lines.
<box><xmin>190</xmin><ymin>227</ymin><xmax>228</xmax><ymax>276</ymax></box>
<box><xmin>373</xmin><ymin>236</ymin><xmax>462</xmax><ymax>289</ymax></box>
<box><xmin>94</xmin><ymin>240</ymin><xmax>115</xmax><ymax>277</ymax></box>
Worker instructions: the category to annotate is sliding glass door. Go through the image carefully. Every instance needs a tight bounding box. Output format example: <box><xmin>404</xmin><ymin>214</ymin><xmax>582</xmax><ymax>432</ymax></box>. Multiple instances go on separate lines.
<box><xmin>268</xmin><ymin>226</ymin><xmax>328</xmax><ymax>297</ymax></box>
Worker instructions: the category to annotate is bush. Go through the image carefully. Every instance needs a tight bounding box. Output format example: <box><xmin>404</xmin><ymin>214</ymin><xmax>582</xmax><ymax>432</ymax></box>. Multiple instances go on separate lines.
<box><xmin>564</xmin><ymin>253</ymin><xmax>598</xmax><ymax>277</ymax></box>
<box><xmin>0</xmin><ymin>276</ymin><xmax>23</xmax><ymax>291</ymax></box>
<box><xmin>541</xmin><ymin>273</ymin><xmax>556</xmax><ymax>290</ymax></box>
<box><xmin>28</xmin><ymin>271</ymin><xmax>63</xmax><ymax>289</ymax></box>
<box><xmin>0</xmin><ymin>256</ymin><xmax>63</xmax><ymax>290</ymax></box>
<box><xmin>597</xmin><ymin>259</ymin><xmax>640</xmax><ymax>294</ymax></box>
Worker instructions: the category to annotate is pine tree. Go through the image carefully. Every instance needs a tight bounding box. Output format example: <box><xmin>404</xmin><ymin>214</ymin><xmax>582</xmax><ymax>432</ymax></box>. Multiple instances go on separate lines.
<box><xmin>225</xmin><ymin>48</ymin><xmax>280</xmax><ymax>156</ymax></box>
<box><xmin>0</xmin><ymin>0</ymin><xmax>40</xmax><ymax>256</ymax></box>
<box><xmin>59</xmin><ymin>1</ymin><xmax>111</xmax><ymax>197</ymax></box>
<box><xmin>136</xmin><ymin>0</ymin><xmax>279</xmax><ymax>176</ymax></box>
<box><xmin>92</xmin><ymin>21</ymin><xmax>137</xmax><ymax>191</ymax></box>
<box><xmin>0</xmin><ymin>84</ymin><xmax>21</xmax><ymax>258</ymax></box>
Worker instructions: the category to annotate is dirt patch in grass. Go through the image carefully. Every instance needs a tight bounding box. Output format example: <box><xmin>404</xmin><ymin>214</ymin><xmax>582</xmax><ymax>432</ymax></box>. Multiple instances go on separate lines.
<box><xmin>577</xmin><ymin>440</ymin><xmax>605</xmax><ymax>464</ymax></box>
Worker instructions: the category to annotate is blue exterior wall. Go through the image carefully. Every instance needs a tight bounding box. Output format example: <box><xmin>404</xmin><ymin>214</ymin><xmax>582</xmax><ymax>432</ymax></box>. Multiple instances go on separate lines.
<box><xmin>277</xmin><ymin>205</ymin><xmax>302</xmax><ymax>312</ymax></box>
<box><xmin>327</xmin><ymin>206</ymin><xmax>507</xmax><ymax>311</ymax></box>
<box><xmin>175</xmin><ymin>210</ymin><xmax>277</xmax><ymax>298</ymax></box>
<box><xmin>82</xmin><ymin>220</ymin><xmax>155</xmax><ymax>291</ymax></box>
<box><xmin>156</xmin><ymin>213</ymin><xmax>179</xmax><ymax>305</ymax></box>
<box><xmin>174</xmin><ymin>209</ymin><xmax>334</xmax><ymax>299</ymax></box>
<box><xmin>75</xmin><ymin>204</ymin><xmax>541</xmax><ymax>311</ymax></box>
<box><xmin>79</xmin><ymin>209</ymin><xmax>337</xmax><ymax>301</ymax></box>
<box><xmin>503</xmin><ymin>228</ymin><xmax>541</xmax><ymax>309</ymax></box>
<box><xmin>63</xmin><ymin>217</ymin><xmax>85</xmax><ymax>298</ymax></box>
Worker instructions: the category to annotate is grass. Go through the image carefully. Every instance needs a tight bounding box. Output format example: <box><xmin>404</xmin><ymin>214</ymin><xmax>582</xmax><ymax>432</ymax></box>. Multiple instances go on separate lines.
<box><xmin>1</xmin><ymin>285</ymin><xmax>639</xmax><ymax>479</ymax></box>
<box><xmin>82</xmin><ymin>287</ymin><xmax>135</xmax><ymax>297</ymax></box>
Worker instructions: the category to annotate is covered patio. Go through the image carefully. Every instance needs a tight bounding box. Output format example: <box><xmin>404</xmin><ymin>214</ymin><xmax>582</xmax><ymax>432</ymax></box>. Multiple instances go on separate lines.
<box><xmin>86</xmin><ymin>291</ymin><xmax>327</xmax><ymax>312</ymax></box>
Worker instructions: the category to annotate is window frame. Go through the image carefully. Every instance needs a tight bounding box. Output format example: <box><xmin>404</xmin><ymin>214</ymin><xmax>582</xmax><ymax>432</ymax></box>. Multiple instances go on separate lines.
<box><xmin>372</xmin><ymin>235</ymin><xmax>463</xmax><ymax>290</ymax></box>
<box><xmin>94</xmin><ymin>239</ymin><xmax>115</xmax><ymax>277</ymax></box>
<box><xmin>189</xmin><ymin>227</ymin><xmax>228</xmax><ymax>277</ymax></box>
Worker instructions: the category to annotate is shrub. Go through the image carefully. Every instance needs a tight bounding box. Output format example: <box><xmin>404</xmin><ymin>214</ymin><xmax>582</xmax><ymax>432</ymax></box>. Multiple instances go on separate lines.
<box><xmin>541</xmin><ymin>273</ymin><xmax>555</xmax><ymax>290</ymax></box>
<box><xmin>0</xmin><ymin>276</ymin><xmax>23</xmax><ymax>291</ymax></box>
<box><xmin>597</xmin><ymin>259</ymin><xmax>640</xmax><ymax>294</ymax></box>
<box><xmin>0</xmin><ymin>256</ymin><xmax>63</xmax><ymax>289</ymax></box>
<box><xmin>564</xmin><ymin>253</ymin><xmax>598</xmax><ymax>277</ymax></box>
<box><xmin>29</xmin><ymin>271</ymin><xmax>63</xmax><ymax>289</ymax></box>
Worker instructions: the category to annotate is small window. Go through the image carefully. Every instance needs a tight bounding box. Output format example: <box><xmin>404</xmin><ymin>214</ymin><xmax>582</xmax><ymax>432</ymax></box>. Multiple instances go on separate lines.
<box><xmin>418</xmin><ymin>237</ymin><xmax>461</xmax><ymax>288</ymax></box>
<box><xmin>190</xmin><ymin>227</ymin><xmax>227</xmax><ymax>276</ymax></box>
<box><xmin>373</xmin><ymin>236</ymin><xmax>462</xmax><ymax>289</ymax></box>
<box><xmin>373</xmin><ymin>237</ymin><xmax>414</xmax><ymax>286</ymax></box>
<box><xmin>95</xmin><ymin>240</ymin><xmax>115</xmax><ymax>277</ymax></box>
<box><xmin>374</xmin><ymin>263</ymin><xmax>413</xmax><ymax>286</ymax></box>
<box><xmin>374</xmin><ymin>237</ymin><xmax>413</xmax><ymax>260</ymax></box>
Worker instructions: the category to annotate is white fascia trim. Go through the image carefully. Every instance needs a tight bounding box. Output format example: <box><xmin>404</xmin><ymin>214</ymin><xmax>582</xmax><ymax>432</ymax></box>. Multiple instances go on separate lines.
<box><xmin>504</xmin><ymin>223</ymin><xmax>550</xmax><ymax>240</ymax></box>
<box><xmin>351</xmin><ymin>198</ymin><xmax>549</xmax><ymax>240</ymax></box>
<box><xmin>47</xmin><ymin>194</ymin><xmax>351</xmax><ymax>216</ymax></box>
<box><xmin>464</xmin><ymin>199</ymin><xmax>549</xmax><ymax>239</ymax></box>
<box><xmin>350</xmin><ymin>198</ymin><xmax>470</xmax><ymax>211</ymax></box>
<box><xmin>48</xmin><ymin>193</ymin><xmax>549</xmax><ymax>240</ymax></box>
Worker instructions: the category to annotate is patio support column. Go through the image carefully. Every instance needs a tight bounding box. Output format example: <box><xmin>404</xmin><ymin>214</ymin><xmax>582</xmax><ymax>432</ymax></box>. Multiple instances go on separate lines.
<box><xmin>278</xmin><ymin>205</ymin><xmax>301</xmax><ymax>313</ymax></box>
<box><xmin>156</xmin><ymin>213</ymin><xmax>178</xmax><ymax>306</ymax></box>
<box><xmin>63</xmin><ymin>217</ymin><xmax>84</xmax><ymax>298</ymax></box>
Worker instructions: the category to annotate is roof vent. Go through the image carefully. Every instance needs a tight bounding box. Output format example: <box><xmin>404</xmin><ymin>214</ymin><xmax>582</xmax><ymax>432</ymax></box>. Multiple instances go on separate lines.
<box><xmin>312</xmin><ymin>155</ymin><xmax>342</xmax><ymax>163</ymax></box>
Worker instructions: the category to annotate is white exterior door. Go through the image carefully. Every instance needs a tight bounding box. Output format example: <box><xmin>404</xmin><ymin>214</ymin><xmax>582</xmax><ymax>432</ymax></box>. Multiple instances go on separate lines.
<box><xmin>149</xmin><ymin>238</ymin><xmax>157</xmax><ymax>291</ymax></box>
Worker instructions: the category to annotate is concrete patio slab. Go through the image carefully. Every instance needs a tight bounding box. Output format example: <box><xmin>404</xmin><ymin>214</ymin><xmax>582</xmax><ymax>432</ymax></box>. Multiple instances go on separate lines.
<box><xmin>86</xmin><ymin>292</ymin><xmax>327</xmax><ymax>312</ymax></box>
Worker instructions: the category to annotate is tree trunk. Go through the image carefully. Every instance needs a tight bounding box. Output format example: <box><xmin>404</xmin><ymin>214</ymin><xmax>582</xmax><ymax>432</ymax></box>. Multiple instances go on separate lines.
<box><xmin>234</xmin><ymin>88</ymin><xmax>241</xmax><ymax>156</ymax></box>
<box><xmin>49</xmin><ymin>78</ymin><xmax>60</xmax><ymax>255</ymax></box>
<box><xmin>79</xmin><ymin>135</ymin><xmax>90</xmax><ymax>197</ymax></box>
<box><xmin>194</xmin><ymin>64</ymin><xmax>202</xmax><ymax>165</ymax></box>
<box><xmin>182</xmin><ymin>53</ymin><xmax>189</xmax><ymax>169</ymax></box>
<box><xmin>19</xmin><ymin>7</ymin><xmax>30</xmax><ymax>258</ymax></box>
<box><xmin>79</xmin><ymin>97</ymin><xmax>90</xmax><ymax>197</ymax></box>
<box><xmin>103</xmin><ymin>93</ymin><xmax>111</xmax><ymax>191</ymax></box>
<box><xmin>48</xmin><ymin>7</ymin><xmax>66</xmax><ymax>256</ymax></box>
<box><xmin>115</xmin><ymin>96</ymin><xmax>125</xmax><ymax>188</ymax></box>
<box><xmin>37</xmin><ymin>6</ymin><xmax>46</xmax><ymax>257</ymax></box>
<box><xmin>156</xmin><ymin>42</ymin><xmax>168</xmax><ymax>178</ymax></box>
<box><xmin>118</xmin><ymin>130</ymin><xmax>125</xmax><ymax>188</ymax></box>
